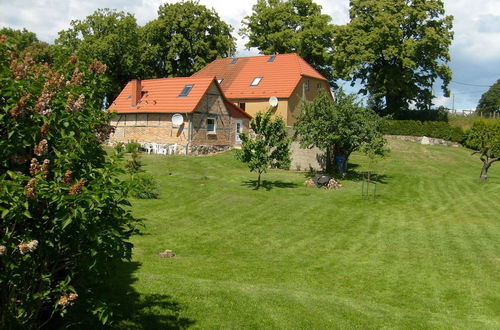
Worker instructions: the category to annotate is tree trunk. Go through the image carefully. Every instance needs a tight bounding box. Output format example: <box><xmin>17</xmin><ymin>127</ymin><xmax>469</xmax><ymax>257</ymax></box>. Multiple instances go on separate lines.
<box><xmin>325</xmin><ymin>147</ymin><xmax>334</xmax><ymax>173</ymax></box>
<box><xmin>479</xmin><ymin>157</ymin><xmax>500</xmax><ymax>181</ymax></box>
<box><xmin>256</xmin><ymin>171</ymin><xmax>262</xmax><ymax>189</ymax></box>
<box><xmin>480</xmin><ymin>161</ymin><xmax>492</xmax><ymax>181</ymax></box>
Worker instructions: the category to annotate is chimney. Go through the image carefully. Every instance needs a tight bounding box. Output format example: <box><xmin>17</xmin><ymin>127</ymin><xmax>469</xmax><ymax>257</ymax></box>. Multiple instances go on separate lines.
<box><xmin>131</xmin><ymin>79</ymin><xmax>141</xmax><ymax>106</ymax></box>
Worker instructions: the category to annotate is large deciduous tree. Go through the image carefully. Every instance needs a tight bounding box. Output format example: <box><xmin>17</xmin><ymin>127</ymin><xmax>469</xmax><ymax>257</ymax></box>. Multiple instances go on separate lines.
<box><xmin>333</xmin><ymin>0</ymin><xmax>453</xmax><ymax>113</ymax></box>
<box><xmin>0</xmin><ymin>27</ymin><xmax>53</xmax><ymax>64</ymax></box>
<box><xmin>240</xmin><ymin>0</ymin><xmax>335</xmax><ymax>83</ymax></box>
<box><xmin>237</xmin><ymin>110</ymin><xmax>291</xmax><ymax>189</ymax></box>
<box><xmin>54</xmin><ymin>9</ymin><xmax>142</xmax><ymax>100</ymax></box>
<box><xmin>141</xmin><ymin>0</ymin><xmax>236</xmax><ymax>78</ymax></box>
<box><xmin>476</xmin><ymin>79</ymin><xmax>500</xmax><ymax>115</ymax></box>
<box><xmin>466</xmin><ymin>120</ymin><xmax>500</xmax><ymax>181</ymax></box>
<box><xmin>294</xmin><ymin>90</ymin><xmax>387</xmax><ymax>173</ymax></box>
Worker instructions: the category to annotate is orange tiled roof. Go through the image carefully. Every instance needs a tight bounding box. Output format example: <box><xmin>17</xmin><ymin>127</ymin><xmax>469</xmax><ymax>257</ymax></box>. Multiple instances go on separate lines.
<box><xmin>109</xmin><ymin>77</ymin><xmax>214</xmax><ymax>114</ymax></box>
<box><xmin>191</xmin><ymin>53</ymin><xmax>327</xmax><ymax>99</ymax></box>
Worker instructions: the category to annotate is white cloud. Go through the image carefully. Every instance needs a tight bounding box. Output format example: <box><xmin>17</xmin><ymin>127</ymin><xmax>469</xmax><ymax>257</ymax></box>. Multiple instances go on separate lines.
<box><xmin>1</xmin><ymin>0</ymin><xmax>499</xmax><ymax>109</ymax></box>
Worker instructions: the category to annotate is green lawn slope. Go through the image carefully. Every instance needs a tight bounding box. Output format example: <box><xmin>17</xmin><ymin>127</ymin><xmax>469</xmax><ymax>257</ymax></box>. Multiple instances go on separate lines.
<box><xmin>104</xmin><ymin>138</ymin><xmax>500</xmax><ymax>329</ymax></box>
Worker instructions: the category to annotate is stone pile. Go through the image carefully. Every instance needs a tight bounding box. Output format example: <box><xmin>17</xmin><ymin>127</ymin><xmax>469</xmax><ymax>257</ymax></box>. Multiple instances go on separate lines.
<box><xmin>159</xmin><ymin>249</ymin><xmax>176</xmax><ymax>258</ymax></box>
<box><xmin>304</xmin><ymin>177</ymin><xmax>342</xmax><ymax>190</ymax></box>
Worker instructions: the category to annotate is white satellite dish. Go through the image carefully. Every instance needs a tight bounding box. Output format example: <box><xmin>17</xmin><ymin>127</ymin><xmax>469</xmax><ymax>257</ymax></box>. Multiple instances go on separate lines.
<box><xmin>269</xmin><ymin>96</ymin><xmax>278</xmax><ymax>107</ymax></box>
<box><xmin>172</xmin><ymin>113</ymin><xmax>184</xmax><ymax>126</ymax></box>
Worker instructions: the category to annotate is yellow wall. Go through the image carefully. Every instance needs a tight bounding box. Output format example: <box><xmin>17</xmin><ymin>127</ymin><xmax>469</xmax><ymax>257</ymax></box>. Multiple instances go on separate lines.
<box><xmin>230</xmin><ymin>78</ymin><xmax>331</xmax><ymax>126</ymax></box>
<box><xmin>287</xmin><ymin>77</ymin><xmax>332</xmax><ymax>126</ymax></box>
<box><xmin>231</xmin><ymin>99</ymin><xmax>288</xmax><ymax>123</ymax></box>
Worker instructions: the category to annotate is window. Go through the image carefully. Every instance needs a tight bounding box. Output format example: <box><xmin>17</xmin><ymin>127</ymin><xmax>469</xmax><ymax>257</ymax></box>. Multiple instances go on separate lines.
<box><xmin>267</xmin><ymin>55</ymin><xmax>276</xmax><ymax>62</ymax></box>
<box><xmin>179</xmin><ymin>84</ymin><xmax>194</xmax><ymax>97</ymax></box>
<box><xmin>217</xmin><ymin>78</ymin><xmax>224</xmax><ymax>84</ymax></box>
<box><xmin>317</xmin><ymin>82</ymin><xmax>322</xmax><ymax>89</ymax></box>
<box><xmin>239</xmin><ymin>102</ymin><xmax>246</xmax><ymax>111</ymax></box>
<box><xmin>250</xmin><ymin>77</ymin><xmax>263</xmax><ymax>86</ymax></box>
<box><xmin>304</xmin><ymin>80</ymin><xmax>310</xmax><ymax>91</ymax></box>
<box><xmin>230</xmin><ymin>58</ymin><xmax>238</xmax><ymax>64</ymax></box>
<box><xmin>206</xmin><ymin>118</ymin><xmax>216</xmax><ymax>134</ymax></box>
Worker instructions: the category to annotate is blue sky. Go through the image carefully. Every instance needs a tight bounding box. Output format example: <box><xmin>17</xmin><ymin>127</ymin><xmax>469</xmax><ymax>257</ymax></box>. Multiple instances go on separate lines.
<box><xmin>1</xmin><ymin>0</ymin><xmax>499</xmax><ymax>110</ymax></box>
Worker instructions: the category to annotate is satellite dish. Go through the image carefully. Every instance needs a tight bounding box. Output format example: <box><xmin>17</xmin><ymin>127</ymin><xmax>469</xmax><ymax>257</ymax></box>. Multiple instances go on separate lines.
<box><xmin>172</xmin><ymin>113</ymin><xmax>184</xmax><ymax>126</ymax></box>
<box><xmin>269</xmin><ymin>96</ymin><xmax>278</xmax><ymax>107</ymax></box>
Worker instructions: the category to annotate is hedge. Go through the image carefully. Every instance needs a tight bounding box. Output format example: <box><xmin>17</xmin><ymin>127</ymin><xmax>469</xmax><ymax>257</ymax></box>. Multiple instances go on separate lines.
<box><xmin>379</xmin><ymin>109</ymin><xmax>449</xmax><ymax>122</ymax></box>
<box><xmin>382</xmin><ymin>120</ymin><xmax>466</xmax><ymax>143</ymax></box>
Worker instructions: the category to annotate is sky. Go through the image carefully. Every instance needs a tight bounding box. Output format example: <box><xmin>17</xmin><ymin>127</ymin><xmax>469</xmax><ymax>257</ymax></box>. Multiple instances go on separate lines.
<box><xmin>1</xmin><ymin>0</ymin><xmax>499</xmax><ymax>110</ymax></box>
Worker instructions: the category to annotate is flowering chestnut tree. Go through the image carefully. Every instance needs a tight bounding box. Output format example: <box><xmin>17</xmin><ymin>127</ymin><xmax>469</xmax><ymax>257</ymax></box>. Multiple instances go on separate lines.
<box><xmin>0</xmin><ymin>35</ymin><xmax>138</xmax><ymax>327</ymax></box>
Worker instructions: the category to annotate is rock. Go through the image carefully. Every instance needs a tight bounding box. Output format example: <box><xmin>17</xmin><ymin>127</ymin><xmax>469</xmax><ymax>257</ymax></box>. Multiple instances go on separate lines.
<box><xmin>159</xmin><ymin>249</ymin><xmax>176</xmax><ymax>258</ymax></box>
<box><xmin>421</xmin><ymin>136</ymin><xmax>430</xmax><ymax>145</ymax></box>
<box><xmin>304</xmin><ymin>178</ymin><xmax>316</xmax><ymax>187</ymax></box>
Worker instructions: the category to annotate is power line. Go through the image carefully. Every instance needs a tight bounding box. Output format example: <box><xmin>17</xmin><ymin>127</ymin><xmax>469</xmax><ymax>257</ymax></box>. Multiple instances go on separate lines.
<box><xmin>450</xmin><ymin>80</ymin><xmax>491</xmax><ymax>88</ymax></box>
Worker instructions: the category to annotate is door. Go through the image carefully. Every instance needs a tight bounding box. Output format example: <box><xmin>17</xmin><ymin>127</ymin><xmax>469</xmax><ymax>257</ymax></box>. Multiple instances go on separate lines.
<box><xmin>235</xmin><ymin>120</ymin><xmax>243</xmax><ymax>144</ymax></box>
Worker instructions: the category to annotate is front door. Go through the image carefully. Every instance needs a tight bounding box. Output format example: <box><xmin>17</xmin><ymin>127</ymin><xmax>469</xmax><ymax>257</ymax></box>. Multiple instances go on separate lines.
<box><xmin>235</xmin><ymin>120</ymin><xmax>243</xmax><ymax>144</ymax></box>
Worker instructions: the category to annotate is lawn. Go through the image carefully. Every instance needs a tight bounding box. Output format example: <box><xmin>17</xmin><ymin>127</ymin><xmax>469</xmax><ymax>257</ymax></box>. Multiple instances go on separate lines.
<box><xmin>99</xmin><ymin>139</ymin><xmax>500</xmax><ymax>329</ymax></box>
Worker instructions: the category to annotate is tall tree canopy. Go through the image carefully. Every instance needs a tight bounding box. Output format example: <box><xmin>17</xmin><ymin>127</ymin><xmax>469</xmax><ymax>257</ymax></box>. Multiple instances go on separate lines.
<box><xmin>141</xmin><ymin>0</ymin><xmax>236</xmax><ymax>78</ymax></box>
<box><xmin>333</xmin><ymin>0</ymin><xmax>453</xmax><ymax>113</ymax></box>
<box><xmin>0</xmin><ymin>27</ymin><xmax>53</xmax><ymax>64</ymax></box>
<box><xmin>54</xmin><ymin>9</ymin><xmax>142</xmax><ymax>99</ymax></box>
<box><xmin>476</xmin><ymin>79</ymin><xmax>500</xmax><ymax>115</ymax></box>
<box><xmin>240</xmin><ymin>0</ymin><xmax>335</xmax><ymax>83</ymax></box>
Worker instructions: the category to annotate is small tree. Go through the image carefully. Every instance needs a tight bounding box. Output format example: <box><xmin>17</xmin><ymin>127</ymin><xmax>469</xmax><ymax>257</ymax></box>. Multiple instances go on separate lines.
<box><xmin>466</xmin><ymin>119</ymin><xmax>500</xmax><ymax>181</ymax></box>
<box><xmin>294</xmin><ymin>89</ymin><xmax>387</xmax><ymax>173</ymax></box>
<box><xmin>237</xmin><ymin>110</ymin><xmax>291</xmax><ymax>189</ymax></box>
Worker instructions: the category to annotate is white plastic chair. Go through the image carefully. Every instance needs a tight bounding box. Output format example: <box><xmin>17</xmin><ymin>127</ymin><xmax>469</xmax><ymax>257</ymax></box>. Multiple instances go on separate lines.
<box><xmin>168</xmin><ymin>143</ymin><xmax>177</xmax><ymax>155</ymax></box>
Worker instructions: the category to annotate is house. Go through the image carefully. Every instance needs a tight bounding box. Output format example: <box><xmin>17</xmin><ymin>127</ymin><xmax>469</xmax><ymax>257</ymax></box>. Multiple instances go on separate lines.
<box><xmin>108</xmin><ymin>77</ymin><xmax>251</xmax><ymax>154</ymax></box>
<box><xmin>191</xmin><ymin>53</ymin><xmax>332</xmax><ymax>126</ymax></box>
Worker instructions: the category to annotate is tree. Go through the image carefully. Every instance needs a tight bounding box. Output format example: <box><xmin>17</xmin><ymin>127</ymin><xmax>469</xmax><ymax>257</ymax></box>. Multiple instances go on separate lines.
<box><xmin>54</xmin><ymin>9</ymin><xmax>142</xmax><ymax>100</ymax></box>
<box><xmin>141</xmin><ymin>0</ymin><xmax>236</xmax><ymax>78</ymax></box>
<box><xmin>0</xmin><ymin>37</ymin><xmax>138</xmax><ymax>327</ymax></box>
<box><xmin>237</xmin><ymin>110</ymin><xmax>291</xmax><ymax>189</ymax></box>
<box><xmin>465</xmin><ymin>120</ymin><xmax>500</xmax><ymax>181</ymax></box>
<box><xmin>294</xmin><ymin>90</ymin><xmax>387</xmax><ymax>173</ymax></box>
<box><xmin>476</xmin><ymin>79</ymin><xmax>500</xmax><ymax>115</ymax></box>
<box><xmin>333</xmin><ymin>0</ymin><xmax>453</xmax><ymax>113</ymax></box>
<box><xmin>240</xmin><ymin>0</ymin><xmax>335</xmax><ymax>83</ymax></box>
<box><xmin>0</xmin><ymin>27</ymin><xmax>53</xmax><ymax>64</ymax></box>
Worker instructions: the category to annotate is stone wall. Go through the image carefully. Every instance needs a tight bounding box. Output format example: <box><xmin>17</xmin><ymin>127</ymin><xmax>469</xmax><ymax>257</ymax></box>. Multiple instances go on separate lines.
<box><xmin>386</xmin><ymin>135</ymin><xmax>461</xmax><ymax>147</ymax></box>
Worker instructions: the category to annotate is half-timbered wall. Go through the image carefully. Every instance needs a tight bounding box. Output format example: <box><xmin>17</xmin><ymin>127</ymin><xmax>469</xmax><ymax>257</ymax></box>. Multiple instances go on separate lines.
<box><xmin>109</xmin><ymin>113</ymin><xmax>190</xmax><ymax>144</ymax></box>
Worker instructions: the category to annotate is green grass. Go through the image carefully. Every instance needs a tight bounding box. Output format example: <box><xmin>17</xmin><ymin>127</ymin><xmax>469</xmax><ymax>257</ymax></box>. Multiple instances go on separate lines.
<box><xmin>102</xmin><ymin>139</ymin><xmax>500</xmax><ymax>329</ymax></box>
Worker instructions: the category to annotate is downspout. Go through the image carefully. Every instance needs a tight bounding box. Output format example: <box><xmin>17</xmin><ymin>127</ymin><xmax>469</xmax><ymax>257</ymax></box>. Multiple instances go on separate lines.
<box><xmin>187</xmin><ymin>113</ymin><xmax>193</xmax><ymax>155</ymax></box>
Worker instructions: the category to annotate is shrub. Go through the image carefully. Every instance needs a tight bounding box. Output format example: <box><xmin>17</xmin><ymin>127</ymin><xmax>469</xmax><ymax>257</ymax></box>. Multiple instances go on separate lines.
<box><xmin>382</xmin><ymin>120</ymin><xmax>465</xmax><ymax>143</ymax></box>
<box><xmin>0</xmin><ymin>39</ymin><xmax>138</xmax><ymax>327</ymax></box>
<box><xmin>114</xmin><ymin>142</ymin><xmax>125</xmax><ymax>153</ymax></box>
<box><xmin>129</xmin><ymin>174</ymin><xmax>160</xmax><ymax>199</ymax></box>
<box><xmin>125</xmin><ymin>141</ymin><xmax>141</xmax><ymax>153</ymax></box>
<box><xmin>125</xmin><ymin>151</ymin><xmax>143</xmax><ymax>174</ymax></box>
<box><xmin>376</xmin><ymin>108</ymin><xmax>449</xmax><ymax>121</ymax></box>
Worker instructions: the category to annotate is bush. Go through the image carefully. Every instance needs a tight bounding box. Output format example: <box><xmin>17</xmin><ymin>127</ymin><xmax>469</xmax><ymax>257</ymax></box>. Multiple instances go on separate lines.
<box><xmin>125</xmin><ymin>151</ymin><xmax>143</xmax><ymax>174</ymax></box>
<box><xmin>383</xmin><ymin>120</ymin><xmax>465</xmax><ymax>143</ymax></box>
<box><xmin>377</xmin><ymin>108</ymin><xmax>449</xmax><ymax>122</ymax></box>
<box><xmin>0</xmin><ymin>40</ymin><xmax>138</xmax><ymax>327</ymax></box>
<box><xmin>114</xmin><ymin>142</ymin><xmax>125</xmax><ymax>153</ymax></box>
<box><xmin>129</xmin><ymin>174</ymin><xmax>160</xmax><ymax>199</ymax></box>
<box><xmin>125</xmin><ymin>141</ymin><xmax>141</xmax><ymax>153</ymax></box>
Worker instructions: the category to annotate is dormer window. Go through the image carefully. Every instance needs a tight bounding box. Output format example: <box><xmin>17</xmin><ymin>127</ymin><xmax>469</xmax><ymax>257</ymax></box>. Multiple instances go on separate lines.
<box><xmin>267</xmin><ymin>55</ymin><xmax>276</xmax><ymax>62</ymax></box>
<box><xmin>230</xmin><ymin>58</ymin><xmax>238</xmax><ymax>64</ymax></box>
<box><xmin>179</xmin><ymin>84</ymin><xmax>194</xmax><ymax>97</ymax></box>
<box><xmin>250</xmin><ymin>77</ymin><xmax>263</xmax><ymax>86</ymax></box>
